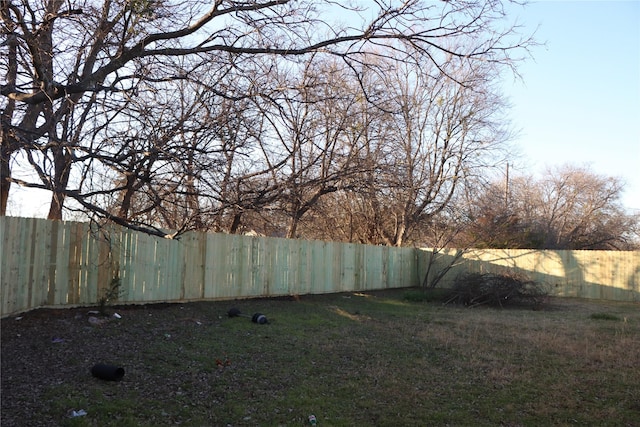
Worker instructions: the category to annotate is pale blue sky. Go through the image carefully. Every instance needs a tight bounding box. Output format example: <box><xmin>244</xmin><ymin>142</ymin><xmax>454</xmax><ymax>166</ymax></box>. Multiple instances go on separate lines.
<box><xmin>503</xmin><ymin>0</ymin><xmax>640</xmax><ymax>213</ymax></box>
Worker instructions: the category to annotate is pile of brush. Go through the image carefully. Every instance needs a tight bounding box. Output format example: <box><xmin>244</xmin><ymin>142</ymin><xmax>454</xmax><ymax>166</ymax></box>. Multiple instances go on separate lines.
<box><xmin>444</xmin><ymin>272</ymin><xmax>548</xmax><ymax>309</ymax></box>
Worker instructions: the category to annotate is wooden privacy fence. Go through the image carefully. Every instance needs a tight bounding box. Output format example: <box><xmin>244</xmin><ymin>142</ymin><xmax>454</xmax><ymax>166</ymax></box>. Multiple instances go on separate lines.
<box><xmin>421</xmin><ymin>248</ymin><xmax>640</xmax><ymax>302</ymax></box>
<box><xmin>0</xmin><ymin>217</ymin><xmax>417</xmax><ymax>317</ymax></box>
<box><xmin>1</xmin><ymin>217</ymin><xmax>639</xmax><ymax>317</ymax></box>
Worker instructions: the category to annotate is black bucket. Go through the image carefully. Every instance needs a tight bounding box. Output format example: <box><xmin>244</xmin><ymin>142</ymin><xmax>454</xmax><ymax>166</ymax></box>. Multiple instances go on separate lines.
<box><xmin>91</xmin><ymin>364</ymin><xmax>125</xmax><ymax>381</ymax></box>
<box><xmin>252</xmin><ymin>313</ymin><xmax>268</xmax><ymax>324</ymax></box>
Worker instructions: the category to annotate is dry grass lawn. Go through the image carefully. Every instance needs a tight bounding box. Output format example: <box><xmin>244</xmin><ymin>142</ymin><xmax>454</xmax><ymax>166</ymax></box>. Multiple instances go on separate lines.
<box><xmin>1</xmin><ymin>288</ymin><xmax>639</xmax><ymax>426</ymax></box>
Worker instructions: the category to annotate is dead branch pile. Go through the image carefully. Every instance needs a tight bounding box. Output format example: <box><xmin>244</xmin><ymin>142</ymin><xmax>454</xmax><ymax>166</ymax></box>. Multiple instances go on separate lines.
<box><xmin>444</xmin><ymin>272</ymin><xmax>548</xmax><ymax>308</ymax></box>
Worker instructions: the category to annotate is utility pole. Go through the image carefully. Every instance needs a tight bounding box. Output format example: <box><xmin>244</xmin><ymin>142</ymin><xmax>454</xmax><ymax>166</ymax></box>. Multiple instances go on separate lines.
<box><xmin>504</xmin><ymin>162</ymin><xmax>509</xmax><ymax>208</ymax></box>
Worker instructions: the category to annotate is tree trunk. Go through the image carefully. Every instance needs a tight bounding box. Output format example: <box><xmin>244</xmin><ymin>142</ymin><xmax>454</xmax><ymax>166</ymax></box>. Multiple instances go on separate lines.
<box><xmin>0</xmin><ymin>141</ymin><xmax>10</xmax><ymax>216</ymax></box>
<box><xmin>46</xmin><ymin>145</ymin><xmax>72</xmax><ymax>220</ymax></box>
<box><xmin>1</xmin><ymin>28</ymin><xmax>17</xmax><ymax>216</ymax></box>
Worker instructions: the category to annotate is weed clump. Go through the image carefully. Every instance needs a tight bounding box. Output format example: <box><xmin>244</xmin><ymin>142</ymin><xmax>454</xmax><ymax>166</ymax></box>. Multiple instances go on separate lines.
<box><xmin>404</xmin><ymin>288</ymin><xmax>450</xmax><ymax>303</ymax></box>
<box><xmin>589</xmin><ymin>312</ymin><xmax>621</xmax><ymax>321</ymax></box>
<box><xmin>98</xmin><ymin>277</ymin><xmax>124</xmax><ymax>315</ymax></box>
<box><xmin>444</xmin><ymin>272</ymin><xmax>548</xmax><ymax>309</ymax></box>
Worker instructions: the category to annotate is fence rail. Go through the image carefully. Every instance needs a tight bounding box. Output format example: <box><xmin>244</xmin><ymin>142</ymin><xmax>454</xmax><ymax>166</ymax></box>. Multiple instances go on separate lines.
<box><xmin>1</xmin><ymin>217</ymin><xmax>638</xmax><ymax>317</ymax></box>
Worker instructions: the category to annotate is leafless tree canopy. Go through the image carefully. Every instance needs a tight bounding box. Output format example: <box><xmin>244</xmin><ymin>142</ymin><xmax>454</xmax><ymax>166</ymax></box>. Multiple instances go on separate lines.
<box><xmin>462</xmin><ymin>164</ymin><xmax>639</xmax><ymax>250</ymax></box>
<box><xmin>2</xmin><ymin>0</ymin><xmax>543</xmax><ymax>241</ymax></box>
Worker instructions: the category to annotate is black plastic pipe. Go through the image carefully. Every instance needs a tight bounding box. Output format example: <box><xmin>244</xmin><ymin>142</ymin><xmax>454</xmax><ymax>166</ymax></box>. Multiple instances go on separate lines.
<box><xmin>91</xmin><ymin>364</ymin><xmax>125</xmax><ymax>381</ymax></box>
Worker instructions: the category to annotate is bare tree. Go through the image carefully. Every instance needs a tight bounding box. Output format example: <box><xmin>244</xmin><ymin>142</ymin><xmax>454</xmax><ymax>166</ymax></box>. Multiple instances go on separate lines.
<box><xmin>330</xmin><ymin>57</ymin><xmax>512</xmax><ymax>246</ymax></box>
<box><xmin>466</xmin><ymin>164</ymin><xmax>639</xmax><ymax>250</ymax></box>
<box><xmin>244</xmin><ymin>56</ymin><xmax>371</xmax><ymax>238</ymax></box>
<box><xmin>2</xmin><ymin>0</ymin><xmax>533</xmax><ymax>237</ymax></box>
<box><xmin>534</xmin><ymin>165</ymin><xmax>638</xmax><ymax>249</ymax></box>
